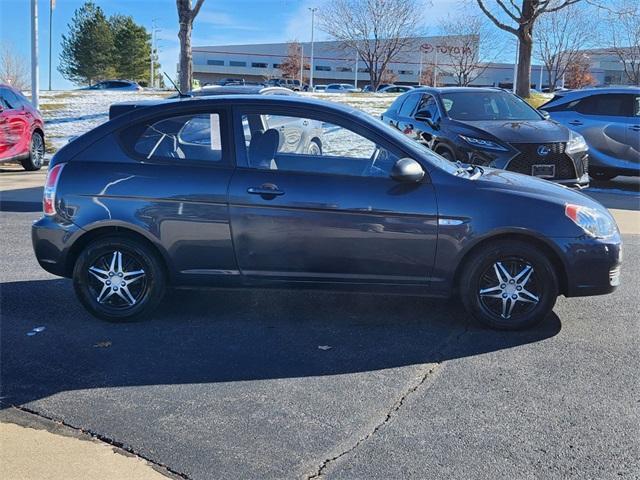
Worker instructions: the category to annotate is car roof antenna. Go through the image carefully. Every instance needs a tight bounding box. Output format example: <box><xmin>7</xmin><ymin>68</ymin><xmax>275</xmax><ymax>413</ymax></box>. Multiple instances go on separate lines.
<box><xmin>163</xmin><ymin>72</ymin><xmax>191</xmax><ymax>98</ymax></box>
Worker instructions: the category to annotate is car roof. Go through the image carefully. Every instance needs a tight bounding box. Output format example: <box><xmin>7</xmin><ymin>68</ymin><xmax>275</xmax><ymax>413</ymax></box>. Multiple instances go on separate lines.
<box><xmin>109</xmin><ymin>94</ymin><xmax>373</xmax><ymax>123</ymax></box>
<box><xmin>189</xmin><ymin>85</ymin><xmax>293</xmax><ymax>96</ymax></box>
<box><xmin>411</xmin><ymin>86</ymin><xmax>506</xmax><ymax>95</ymax></box>
<box><xmin>541</xmin><ymin>85</ymin><xmax>640</xmax><ymax>106</ymax></box>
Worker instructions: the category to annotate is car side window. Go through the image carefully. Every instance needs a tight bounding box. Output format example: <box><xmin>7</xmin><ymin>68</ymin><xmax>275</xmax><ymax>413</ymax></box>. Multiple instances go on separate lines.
<box><xmin>416</xmin><ymin>94</ymin><xmax>439</xmax><ymax>119</ymax></box>
<box><xmin>575</xmin><ymin>94</ymin><xmax>634</xmax><ymax>117</ymax></box>
<box><xmin>398</xmin><ymin>93</ymin><xmax>420</xmax><ymax>117</ymax></box>
<box><xmin>240</xmin><ymin>112</ymin><xmax>400</xmax><ymax>178</ymax></box>
<box><xmin>132</xmin><ymin>112</ymin><xmax>225</xmax><ymax>163</ymax></box>
<box><xmin>0</xmin><ymin>88</ymin><xmax>17</xmax><ymax>109</ymax></box>
<box><xmin>633</xmin><ymin>95</ymin><xmax>640</xmax><ymax>117</ymax></box>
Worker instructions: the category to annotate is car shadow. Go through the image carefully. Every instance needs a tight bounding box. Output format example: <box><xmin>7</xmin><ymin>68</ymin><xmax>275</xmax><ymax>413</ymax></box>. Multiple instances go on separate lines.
<box><xmin>0</xmin><ymin>187</ymin><xmax>43</xmax><ymax>212</ymax></box>
<box><xmin>0</xmin><ymin>279</ymin><xmax>561</xmax><ymax>408</ymax></box>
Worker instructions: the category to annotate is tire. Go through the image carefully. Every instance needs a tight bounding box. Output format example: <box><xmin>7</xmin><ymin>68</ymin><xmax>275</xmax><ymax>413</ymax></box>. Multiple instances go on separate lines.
<box><xmin>73</xmin><ymin>236</ymin><xmax>166</xmax><ymax>322</ymax></box>
<box><xmin>307</xmin><ymin>139</ymin><xmax>322</xmax><ymax>155</ymax></box>
<box><xmin>21</xmin><ymin>131</ymin><xmax>44</xmax><ymax>171</ymax></box>
<box><xmin>591</xmin><ymin>170</ymin><xmax>616</xmax><ymax>181</ymax></box>
<box><xmin>459</xmin><ymin>240</ymin><xmax>558</xmax><ymax>330</ymax></box>
<box><xmin>435</xmin><ymin>147</ymin><xmax>455</xmax><ymax>162</ymax></box>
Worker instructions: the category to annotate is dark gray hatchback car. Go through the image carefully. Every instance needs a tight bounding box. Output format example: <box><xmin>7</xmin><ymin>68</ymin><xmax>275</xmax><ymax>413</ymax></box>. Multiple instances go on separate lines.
<box><xmin>33</xmin><ymin>95</ymin><xmax>622</xmax><ymax>330</ymax></box>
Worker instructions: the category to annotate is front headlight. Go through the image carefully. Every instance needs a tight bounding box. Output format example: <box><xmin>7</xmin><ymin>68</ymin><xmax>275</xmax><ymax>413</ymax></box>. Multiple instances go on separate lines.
<box><xmin>459</xmin><ymin>135</ymin><xmax>508</xmax><ymax>152</ymax></box>
<box><xmin>565</xmin><ymin>204</ymin><xmax>617</xmax><ymax>238</ymax></box>
<box><xmin>566</xmin><ymin>130</ymin><xmax>587</xmax><ymax>154</ymax></box>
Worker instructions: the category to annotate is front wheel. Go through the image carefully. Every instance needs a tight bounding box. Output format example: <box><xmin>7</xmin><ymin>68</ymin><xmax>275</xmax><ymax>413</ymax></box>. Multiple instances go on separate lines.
<box><xmin>73</xmin><ymin>236</ymin><xmax>166</xmax><ymax>322</ymax></box>
<box><xmin>459</xmin><ymin>240</ymin><xmax>559</xmax><ymax>330</ymax></box>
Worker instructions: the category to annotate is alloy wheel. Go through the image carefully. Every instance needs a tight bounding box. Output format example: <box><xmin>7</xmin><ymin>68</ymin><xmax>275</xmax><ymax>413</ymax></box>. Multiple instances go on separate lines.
<box><xmin>478</xmin><ymin>257</ymin><xmax>540</xmax><ymax>320</ymax></box>
<box><xmin>31</xmin><ymin>134</ymin><xmax>44</xmax><ymax>168</ymax></box>
<box><xmin>87</xmin><ymin>250</ymin><xmax>147</xmax><ymax>309</ymax></box>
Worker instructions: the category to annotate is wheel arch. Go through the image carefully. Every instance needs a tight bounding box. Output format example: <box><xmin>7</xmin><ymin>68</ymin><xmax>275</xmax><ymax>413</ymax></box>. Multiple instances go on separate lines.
<box><xmin>452</xmin><ymin>232</ymin><xmax>569</xmax><ymax>296</ymax></box>
<box><xmin>65</xmin><ymin>224</ymin><xmax>171</xmax><ymax>281</ymax></box>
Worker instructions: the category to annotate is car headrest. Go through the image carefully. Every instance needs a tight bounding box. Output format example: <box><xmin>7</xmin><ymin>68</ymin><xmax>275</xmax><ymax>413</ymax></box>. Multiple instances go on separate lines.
<box><xmin>248</xmin><ymin>128</ymin><xmax>279</xmax><ymax>169</ymax></box>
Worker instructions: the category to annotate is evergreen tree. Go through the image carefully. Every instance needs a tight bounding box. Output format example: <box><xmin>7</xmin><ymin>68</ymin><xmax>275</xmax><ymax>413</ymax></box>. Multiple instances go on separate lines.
<box><xmin>110</xmin><ymin>15</ymin><xmax>151</xmax><ymax>83</ymax></box>
<box><xmin>58</xmin><ymin>1</ymin><xmax>114</xmax><ymax>86</ymax></box>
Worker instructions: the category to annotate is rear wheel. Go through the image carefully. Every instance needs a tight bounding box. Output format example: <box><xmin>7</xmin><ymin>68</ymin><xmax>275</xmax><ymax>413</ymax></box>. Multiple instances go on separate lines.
<box><xmin>21</xmin><ymin>131</ymin><xmax>44</xmax><ymax>171</ymax></box>
<box><xmin>307</xmin><ymin>139</ymin><xmax>322</xmax><ymax>155</ymax></box>
<box><xmin>459</xmin><ymin>240</ymin><xmax>558</xmax><ymax>330</ymax></box>
<box><xmin>73</xmin><ymin>236</ymin><xmax>166</xmax><ymax>322</ymax></box>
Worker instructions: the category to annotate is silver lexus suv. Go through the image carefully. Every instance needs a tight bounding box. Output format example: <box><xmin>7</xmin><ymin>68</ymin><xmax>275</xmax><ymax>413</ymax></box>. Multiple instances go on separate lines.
<box><xmin>541</xmin><ymin>87</ymin><xmax>640</xmax><ymax>180</ymax></box>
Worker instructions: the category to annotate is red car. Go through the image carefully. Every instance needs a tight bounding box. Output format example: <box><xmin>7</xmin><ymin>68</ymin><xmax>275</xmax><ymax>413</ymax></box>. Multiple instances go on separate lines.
<box><xmin>0</xmin><ymin>84</ymin><xmax>45</xmax><ymax>170</ymax></box>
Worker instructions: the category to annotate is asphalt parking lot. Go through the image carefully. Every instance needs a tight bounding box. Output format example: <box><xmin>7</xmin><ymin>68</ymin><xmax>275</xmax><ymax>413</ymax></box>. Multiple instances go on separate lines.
<box><xmin>1</xmin><ymin>173</ymin><xmax>639</xmax><ymax>479</ymax></box>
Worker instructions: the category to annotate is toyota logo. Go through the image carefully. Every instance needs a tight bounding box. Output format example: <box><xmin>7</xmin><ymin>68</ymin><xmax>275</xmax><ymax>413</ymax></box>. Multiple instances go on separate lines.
<box><xmin>537</xmin><ymin>145</ymin><xmax>551</xmax><ymax>156</ymax></box>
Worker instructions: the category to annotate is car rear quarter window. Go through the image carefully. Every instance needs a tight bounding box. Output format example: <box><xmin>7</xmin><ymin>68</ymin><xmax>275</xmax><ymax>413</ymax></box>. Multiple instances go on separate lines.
<box><xmin>130</xmin><ymin>112</ymin><xmax>226</xmax><ymax>164</ymax></box>
<box><xmin>575</xmin><ymin>94</ymin><xmax>635</xmax><ymax>117</ymax></box>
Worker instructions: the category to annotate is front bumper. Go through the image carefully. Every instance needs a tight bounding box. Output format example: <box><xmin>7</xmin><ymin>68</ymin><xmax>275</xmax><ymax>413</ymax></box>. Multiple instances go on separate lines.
<box><xmin>554</xmin><ymin>234</ymin><xmax>623</xmax><ymax>297</ymax></box>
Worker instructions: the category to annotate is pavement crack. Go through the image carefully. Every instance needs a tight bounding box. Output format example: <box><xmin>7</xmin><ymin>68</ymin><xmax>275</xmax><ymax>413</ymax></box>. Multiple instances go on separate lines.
<box><xmin>305</xmin><ymin>323</ymin><xmax>470</xmax><ymax>479</ymax></box>
<box><xmin>4</xmin><ymin>404</ymin><xmax>190</xmax><ymax>480</ymax></box>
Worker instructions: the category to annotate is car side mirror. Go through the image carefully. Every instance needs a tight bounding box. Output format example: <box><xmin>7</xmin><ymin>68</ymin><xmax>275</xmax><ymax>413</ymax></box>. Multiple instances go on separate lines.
<box><xmin>390</xmin><ymin>158</ymin><xmax>425</xmax><ymax>183</ymax></box>
<box><xmin>539</xmin><ymin>109</ymin><xmax>550</xmax><ymax>120</ymax></box>
<box><xmin>414</xmin><ymin>110</ymin><xmax>437</xmax><ymax>128</ymax></box>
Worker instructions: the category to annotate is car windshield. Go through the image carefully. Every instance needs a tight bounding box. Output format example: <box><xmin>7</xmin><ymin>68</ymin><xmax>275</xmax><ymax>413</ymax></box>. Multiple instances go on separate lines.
<box><xmin>440</xmin><ymin>91</ymin><xmax>542</xmax><ymax>121</ymax></box>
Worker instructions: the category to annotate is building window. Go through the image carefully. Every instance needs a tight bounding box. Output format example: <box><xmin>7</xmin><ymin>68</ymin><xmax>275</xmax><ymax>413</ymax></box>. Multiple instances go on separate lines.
<box><xmin>230</xmin><ymin>61</ymin><xmax>246</xmax><ymax>67</ymax></box>
<box><xmin>358</xmin><ymin>67</ymin><xmax>370</xmax><ymax>73</ymax></box>
<box><xmin>273</xmin><ymin>63</ymin><xmax>282</xmax><ymax>69</ymax></box>
<box><xmin>252</xmin><ymin>62</ymin><xmax>268</xmax><ymax>68</ymax></box>
<box><xmin>207</xmin><ymin>60</ymin><xmax>224</xmax><ymax>66</ymax></box>
<box><xmin>336</xmin><ymin>66</ymin><xmax>353</xmax><ymax>72</ymax></box>
<box><xmin>315</xmin><ymin>65</ymin><xmax>331</xmax><ymax>71</ymax></box>
<box><xmin>398</xmin><ymin>70</ymin><xmax>414</xmax><ymax>75</ymax></box>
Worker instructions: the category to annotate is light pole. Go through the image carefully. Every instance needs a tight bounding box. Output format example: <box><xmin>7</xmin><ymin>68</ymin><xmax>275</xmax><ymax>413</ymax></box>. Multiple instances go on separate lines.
<box><xmin>309</xmin><ymin>7</ymin><xmax>317</xmax><ymax>89</ymax></box>
<box><xmin>49</xmin><ymin>0</ymin><xmax>55</xmax><ymax>91</ymax></box>
<box><xmin>31</xmin><ymin>0</ymin><xmax>39</xmax><ymax>109</ymax></box>
<box><xmin>150</xmin><ymin>19</ymin><xmax>160</xmax><ymax>89</ymax></box>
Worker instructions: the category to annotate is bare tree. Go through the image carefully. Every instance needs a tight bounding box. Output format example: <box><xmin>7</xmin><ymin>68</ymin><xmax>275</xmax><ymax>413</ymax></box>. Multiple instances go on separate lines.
<box><xmin>608</xmin><ymin>0</ymin><xmax>640</xmax><ymax>85</ymax></box>
<box><xmin>0</xmin><ymin>45</ymin><xmax>29</xmax><ymax>90</ymax></box>
<box><xmin>319</xmin><ymin>0</ymin><xmax>425</xmax><ymax>90</ymax></box>
<box><xmin>176</xmin><ymin>0</ymin><xmax>205</xmax><ymax>90</ymax></box>
<box><xmin>475</xmin><ymin>0</ymin><xmax>584</xmax><ymax>97</ymax></box>
<box><xmin>438</xmin><ymin>14</ymin><xmax>504</xmax><ymax>86</ymax></box>
<box><xmin>536</xmin><ymin>4</ymin><xmax>596</xmax><ymax>91</ymax></box>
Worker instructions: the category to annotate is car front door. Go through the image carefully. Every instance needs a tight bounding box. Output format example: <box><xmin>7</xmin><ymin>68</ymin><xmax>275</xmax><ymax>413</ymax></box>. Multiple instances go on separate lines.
<box><xmin>556</xmin><ymin>93</ymin><xmax>637</xmax><ymax>163</ymax></box>
<box><xmin>228</xmin><ymin>106</ymin><xmax>439</xmax><ymax>284</ymax></box>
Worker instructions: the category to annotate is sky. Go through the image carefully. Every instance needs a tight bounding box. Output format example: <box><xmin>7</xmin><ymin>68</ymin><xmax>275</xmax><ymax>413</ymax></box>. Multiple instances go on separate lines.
<box><xmin>0</xmin><ymin>0</ymin><xmax>514</xmax><ymax>90</ymax></box>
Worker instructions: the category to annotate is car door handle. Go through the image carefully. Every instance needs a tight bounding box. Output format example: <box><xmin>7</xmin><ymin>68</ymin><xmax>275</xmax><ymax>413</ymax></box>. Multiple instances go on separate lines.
<box><xmin>568</xmin><ymin>120</ymin><xmax>583</xmax><ymax>126</ymax></box>
<box><xmin>247</xmin><ymin>185</ymin><xmax>285</xmax><ymax>196</ymax></box>
<box><xmin>630</xmin><ymin>125</ymin><xmax>640</xmax><ymax>131</ymax></box>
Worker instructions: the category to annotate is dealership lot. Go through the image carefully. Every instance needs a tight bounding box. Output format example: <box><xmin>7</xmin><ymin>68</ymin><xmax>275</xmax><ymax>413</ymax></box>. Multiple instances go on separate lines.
<box><xmin>0</xmin><ymin>207</ymin><xmax>638</xmax><ymax>479</ymax></box>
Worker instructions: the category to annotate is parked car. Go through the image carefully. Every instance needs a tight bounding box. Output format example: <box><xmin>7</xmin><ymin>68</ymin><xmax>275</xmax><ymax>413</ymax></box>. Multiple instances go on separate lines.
<box><xmin>377</xmin><ymin>85</ymin><xmax>414</xmax><ymax>94</ymax></box>
<box><xmin>540</xmin><ymin>87</ymin><xmax>640</xmax><ymax>180</ymax></box>
<box><xmin>266</xmin><ymin>78</ymin><xmax>308</xmax><ymax>91</ymax></box>
<box><xmin>82</xmin><ymin>80</ymin><xmax>142</xmax><ymax>91</ymax></box>
<box><xmin>363</xmin><ymin>84</ymin><xmax>392</xmax><ymax>93</ymax></box>
<box><xmin>325</xmin><ymin>83</ymin><xmax>359</xmax><ymax>93</ymax></box>
<box><xmin>381</xmin><ymin>87</ymin><xmax>590</xmax><ymax>188</ymax></box>
<box><xmin>32</xmin><ymin>95</ymin><xmax>621</xmax><ymax>330</ymax></box>
<box><xmin>313</xmin><ymin>85</ymin><xmax>328</xmax><ymax>93</ymax></box>
<box><xmin>0</xmin><ymin>84</ymin><xmax>45</xmax><ymax>170</ymax></box>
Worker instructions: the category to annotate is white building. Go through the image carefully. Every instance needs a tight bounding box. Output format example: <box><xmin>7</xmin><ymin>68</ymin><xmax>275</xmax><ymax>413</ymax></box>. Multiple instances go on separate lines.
<box><xmin>192</xmin><ymin>38</ymin><xmax>629</xmax><ymax>89</ymax></box>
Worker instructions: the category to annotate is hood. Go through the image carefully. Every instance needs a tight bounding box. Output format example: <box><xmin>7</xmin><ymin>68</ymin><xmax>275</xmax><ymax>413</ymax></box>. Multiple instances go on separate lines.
<box><xmin>477</xmin><ymin>167</ymin><xmax>605</xmax><ymax>210</ymax></box>
<box><xmin>456</xmin><ymin>119</ymin><xmax>570</xmax><ymax>144</ymax></box>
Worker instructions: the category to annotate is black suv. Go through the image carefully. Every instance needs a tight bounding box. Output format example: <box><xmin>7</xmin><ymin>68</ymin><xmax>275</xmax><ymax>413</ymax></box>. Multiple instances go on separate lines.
<box><xmin>381</xmin><ymin>87</ymin><xmax>590</xmax><ymax>188</ymax></box>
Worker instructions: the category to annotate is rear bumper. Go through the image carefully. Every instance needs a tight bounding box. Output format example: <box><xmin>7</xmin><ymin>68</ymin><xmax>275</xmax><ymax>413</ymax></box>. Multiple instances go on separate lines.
<box><xmin>32</xmin><ymin>215</ymin><xmax>82</xmax><ymax>277</ymax></box>
<box><xmin>554</xmin><ymin>234</ymin><xmax>623</xmax><ymax>297</ymax></box>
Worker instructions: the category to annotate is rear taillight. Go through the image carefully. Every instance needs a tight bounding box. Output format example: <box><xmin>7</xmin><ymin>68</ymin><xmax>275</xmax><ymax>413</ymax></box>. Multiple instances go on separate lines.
<box><xmin>43</xmin><ymin>163</ymin><xmax>65</xmax><ymax>215</ymax></box>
